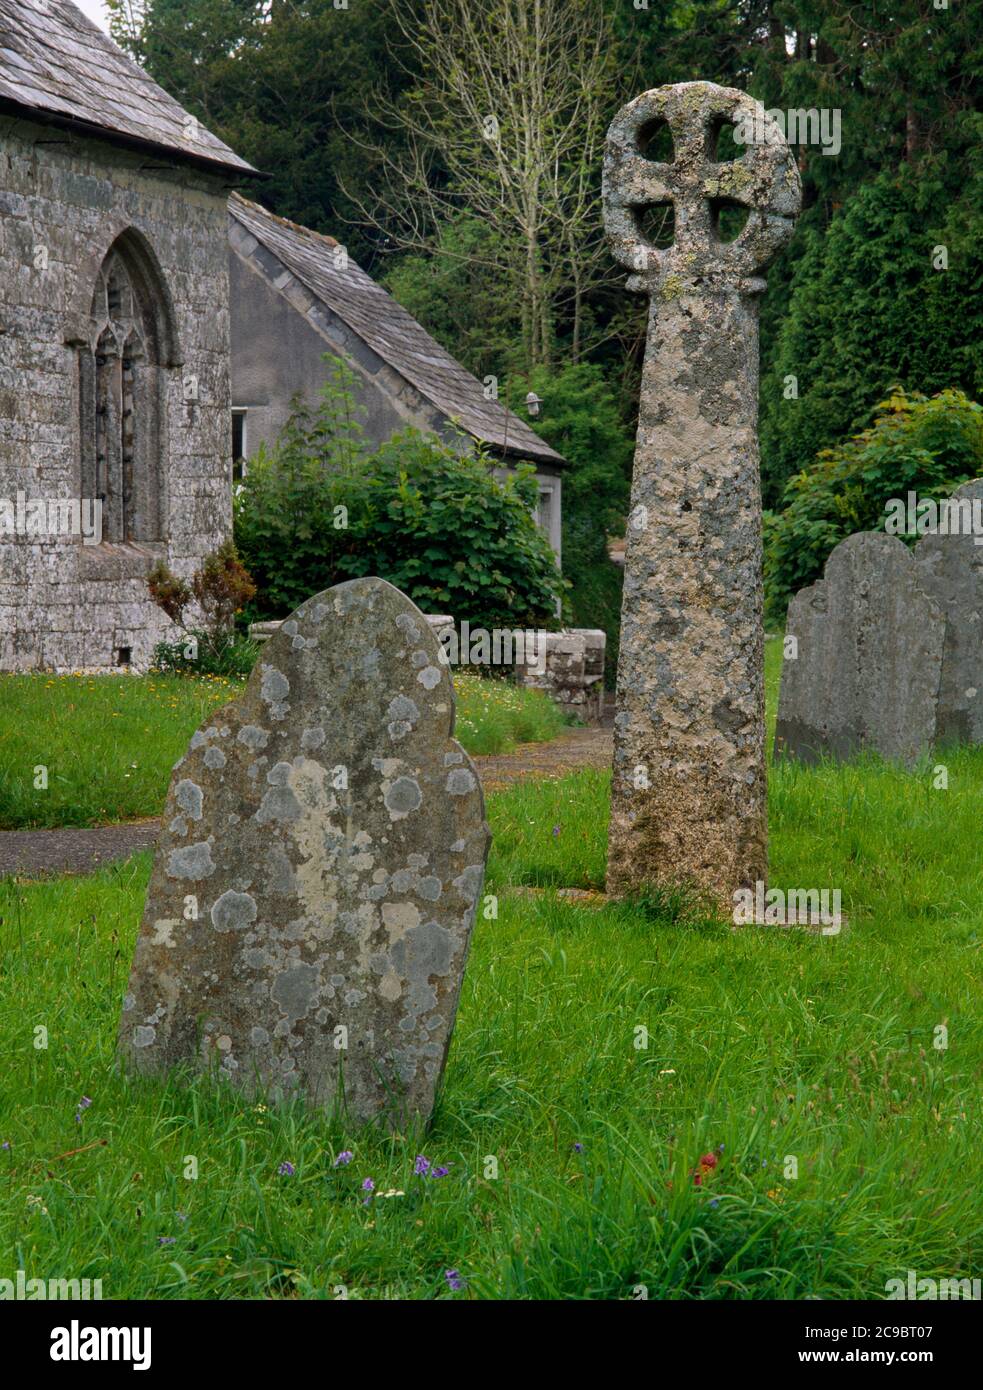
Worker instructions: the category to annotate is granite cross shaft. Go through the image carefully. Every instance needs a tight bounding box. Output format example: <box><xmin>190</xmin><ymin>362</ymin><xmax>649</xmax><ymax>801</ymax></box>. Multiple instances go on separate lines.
<box><xmin>603</xmin><ymin>82</ymin><xmax>800</xmax><ymax>915</ymax></box>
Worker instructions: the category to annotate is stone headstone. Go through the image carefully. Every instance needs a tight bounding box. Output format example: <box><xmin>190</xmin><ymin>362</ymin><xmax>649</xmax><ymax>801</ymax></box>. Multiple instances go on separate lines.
<box><xmin>602</xmin><ymin>82</ymin><xmax>800</xmax><ymax>912</ymax></box>
<box><xmin>774</xmin><ymin>533</ymin><xmax>945</xmax><ymax>766</ymax></box>
<box><xmin>119</xmin><ymin>577</ymin><xmax>490</xmax><ymax>1128</ymax></box>
<box><xmin>915</xmin><ymin>479</ymin><xmax>983</xmax><ymax>745</ymax></box>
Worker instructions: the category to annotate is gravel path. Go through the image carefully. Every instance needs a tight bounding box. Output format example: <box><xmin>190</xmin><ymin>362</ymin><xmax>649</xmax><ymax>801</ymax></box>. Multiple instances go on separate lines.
<box><xmin>0</xmin><ymin>727</ymin><xmax>613</xmax><ymax>879</ymax></box>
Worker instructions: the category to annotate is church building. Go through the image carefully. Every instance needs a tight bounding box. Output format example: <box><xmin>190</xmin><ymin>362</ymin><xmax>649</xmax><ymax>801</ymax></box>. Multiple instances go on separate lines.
<box><xmin>0</xmin><ymin>0</ymin><xmax>253</xmax><ymax>671</ymax></box>
<box><xmin>0</xmin><ymin>0</ymin><xmax>564</xmax><ymax>673</ymax></box>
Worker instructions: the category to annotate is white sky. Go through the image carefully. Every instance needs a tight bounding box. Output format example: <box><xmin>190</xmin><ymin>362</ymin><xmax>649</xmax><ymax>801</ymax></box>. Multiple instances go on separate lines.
<box><xmin>74</xmin><ymin>0</ymin><xmax>112</xmax><ymax>34</ymax></box>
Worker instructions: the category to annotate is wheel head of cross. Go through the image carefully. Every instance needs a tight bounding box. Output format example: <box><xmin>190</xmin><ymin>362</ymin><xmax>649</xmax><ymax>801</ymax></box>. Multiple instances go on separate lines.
<box><xmin>603</xmin><ymin>81</ymin><xmax>801</xmax><ymax>294</ymax></box>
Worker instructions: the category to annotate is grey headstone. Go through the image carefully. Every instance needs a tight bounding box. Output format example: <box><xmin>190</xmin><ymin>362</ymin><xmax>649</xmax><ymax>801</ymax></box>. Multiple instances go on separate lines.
<box><xmin>915</xmin><ymin>479</ymin><xmax>983</xmax><ymax>745</ymax></box>
<box><xmin>119</xmin><ymin>577</ymin><xmax>490</xmax><ymax>1128</ymax></box>
<box><xmin>775</xmin><ymin>532</ymin><xmax>945</xmax><ymax>766</ymax></box>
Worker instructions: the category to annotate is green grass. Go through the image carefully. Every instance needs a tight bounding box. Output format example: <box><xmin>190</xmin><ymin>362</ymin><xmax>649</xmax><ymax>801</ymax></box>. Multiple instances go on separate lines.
<box><xmin>0</xmin><ymin>641</ymin><xmax>978</xmax><ymax>1299</ymax></box>
<box><xmin>1</xmin><ymin>755</ymin><xmax>980</xmax><ymax>1297</ymax></box>
<box><xmin>0</xmin><ymin>669</ymin><xmax>566</xmax><ymax>830</ymax></box>
<box><xmin>449</xmin><ymin>670</ymin><xmax>567</xmax><ymax>756</ymax></box>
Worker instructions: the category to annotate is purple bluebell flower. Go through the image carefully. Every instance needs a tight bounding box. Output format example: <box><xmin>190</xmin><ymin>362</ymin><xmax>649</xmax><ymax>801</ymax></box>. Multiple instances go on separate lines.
<box><xmin>431</xmin><ymin>1165</ymin><xmax>450</xmax><ymax>1179</ymax></box>
<box><xmin>79</xmin><ymin>1097</ymin><xmax>93</xmax><ymax>1110</ymax></box>
<box><xmin>334</xmin><ymin>1150</ymin><xmax>353</xmax><ymax>1167</ymax></box>
<box><xmin>709</xmin><ymin>1198</ymin><xmax>720</xmax><ymax>1209</ymax></box>
<box><xmin>572</xmin><ymin>1142</ymin><xmax>584</xmax><ymax>1153</ymax></box>
<box><xmin>552</xmin><ymin>825</ymin><xmax>561</xmax><ymax>837</ymax></box>
<box><xmin>158</xmin><ymin>1236</ymin><xmax>176</xmax><ymax>1246</ymax></box>
<box><xmin>361</xmin><ymin>1177</ymin><xmax>375</xmax><ymax>1192</ymax></box>
<box><xmin>1</xmin><ymin>1140</ymin><xmax>9</xmax><ymax>1150</ymax></box>
<box><xmin>278</xmin><ymin>1161</ymin><xmax>295</xmax><ymax>1176</ymax></box>
<box><xmin>445</xmin><ymin>1269</ymin><xmax>465</xmax><ymax>1292</ymax></box>
<box><xmin>414</xmin><ymin>1155</ymin><xmax>431</xmax><ymax>1176</ymax></box>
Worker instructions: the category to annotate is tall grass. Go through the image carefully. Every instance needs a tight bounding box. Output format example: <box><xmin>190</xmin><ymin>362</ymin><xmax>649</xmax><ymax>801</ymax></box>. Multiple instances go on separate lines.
<box><xmin>0</xmin><ymin>670</ymin><xmax>567</xmax><ymax>830</ymax></box>
<box><xmin>0</xmin><ymin>747</ymin><xmax>979</xmax><ymax>1297</ymax></box>
<box><xmin>0</xmin><ymin>640</ymin><xmax>978</xmax><ymax>1299</ymax></box>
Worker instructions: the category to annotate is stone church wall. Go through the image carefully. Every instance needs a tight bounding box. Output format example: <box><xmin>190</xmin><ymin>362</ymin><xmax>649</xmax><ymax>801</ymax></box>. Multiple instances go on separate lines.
<box><xmin>0</xmin><ymin>114</ymin><xmax>233</xmax><ymax>671</ymax></box>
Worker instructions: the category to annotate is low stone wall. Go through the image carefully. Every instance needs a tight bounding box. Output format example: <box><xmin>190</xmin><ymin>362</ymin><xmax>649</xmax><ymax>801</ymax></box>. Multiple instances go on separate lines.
<box><xmin>514</xmin><ymin>628</ymin><xmax>606</xmax><ymax>725</ymax></box>
<box><xmin>250</xmin><ymin>617</ymin><xmax>607</xmax><ymax>725</ymax></box>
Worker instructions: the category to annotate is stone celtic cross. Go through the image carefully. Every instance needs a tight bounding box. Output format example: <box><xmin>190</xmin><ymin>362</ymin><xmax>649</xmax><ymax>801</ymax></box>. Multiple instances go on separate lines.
<box><xmin>603</xmin><ymin>82</ymin><xmax>800</xmax><ymax>914</ymax></box>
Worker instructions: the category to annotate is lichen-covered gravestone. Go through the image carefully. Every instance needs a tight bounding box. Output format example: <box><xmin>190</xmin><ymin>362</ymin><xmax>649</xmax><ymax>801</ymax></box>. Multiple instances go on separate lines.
<box><xmin>774</xmin><ymin>533</ymin><xmax>945</xmax><ymax>766</ymax></box>
<box><xmin>602</xmin><ymin>82</ymin><xmax>800</xmax><ymax>912</ymax></box>
<box><xmin>915</xmin><ymin>479</ymin><xmax>983</xmax><ymax>745</ymax></box>
<box><xmin>119</xmin><ymin>577</ymin><xmax>490</xmax><ymax>1128</ymax></box>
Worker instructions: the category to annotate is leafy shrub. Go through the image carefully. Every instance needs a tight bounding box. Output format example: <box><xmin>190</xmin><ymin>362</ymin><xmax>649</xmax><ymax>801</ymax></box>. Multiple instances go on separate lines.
<box><xmin>234</xmin><ymin>360</ymin><xmax>564</xmax><ymax>630</ymax></box>
<box><xmin>148</xmin><ymin>539</ymin><xmax>258</xmax><ymax>675</ymax></box>
<box><xmin>764</xmin><ymin>387</ymin><xmax>983</xmax><ymax>624</ymax></box>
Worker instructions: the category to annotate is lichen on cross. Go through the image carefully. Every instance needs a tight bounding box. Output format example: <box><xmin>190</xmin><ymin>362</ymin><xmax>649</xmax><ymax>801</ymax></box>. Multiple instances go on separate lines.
<box><xmin>603</xmin><ymin>81</ymin><xmax>800</xmax><ymax>297</ymax></box>
<box><xmin>602</xmin><ymin>81</ymin><xmax>801</xmax><ymax>915</ymax></box>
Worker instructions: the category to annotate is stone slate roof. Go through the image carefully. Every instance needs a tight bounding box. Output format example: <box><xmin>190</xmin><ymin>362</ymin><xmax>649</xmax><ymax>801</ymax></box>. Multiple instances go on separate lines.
<box><xmin>0</xmin><ymin>0</ymin><xmax>254</xmax><ymax>175</ymax></box>
<box><xmin>229</xmin><ymin>193</ymin><xmax>564</xmax><ymax>467</ymax></box>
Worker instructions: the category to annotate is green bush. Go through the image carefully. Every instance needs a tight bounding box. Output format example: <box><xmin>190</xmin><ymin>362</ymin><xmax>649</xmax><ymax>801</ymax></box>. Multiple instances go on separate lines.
<box><xmin>764</xmin><ymin>387</ymin><xmax>983</xmax><ymax>624</ymax></box>
<box><xmin>234</xmin><ymin>359</ymin><xmax>564</xmax><ymax>630</ymax></box>
<box><xmin>760</xmin><ymin>154</ymin><xmax>983</xmax><ymax>506</ymax></box>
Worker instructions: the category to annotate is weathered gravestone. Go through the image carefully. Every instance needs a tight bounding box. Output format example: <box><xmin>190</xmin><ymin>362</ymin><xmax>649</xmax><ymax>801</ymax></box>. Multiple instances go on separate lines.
<box><xmin>915</xmin><ymin>479</ymin><xmax>983</xmax><ymax>745</ymax></box>
<box><xmin>119</xmin><ymin>577</ymin><xmax>490</xmax><ymax>1128</ymax></box>
<box><xmin>602</xmin><ymin>83</ymin><xmax>800</xmax><ymax>912</ymax></box>
<box><xmin>774</xmin><ymin>533</ymin><xmax>945</xmax><ymax>766</ymax></box>
<box><xmin>777</xmin><ymin>482</ymin><xmax>983</xmax><ymax>765</ymax></box>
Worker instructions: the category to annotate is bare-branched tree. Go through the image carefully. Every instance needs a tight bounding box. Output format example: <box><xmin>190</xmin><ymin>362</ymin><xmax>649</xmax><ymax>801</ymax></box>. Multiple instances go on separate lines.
<box><xmin>344</xmin><ymin>0</ymin><xmax>618</xmax><ymax>370</ymax></box>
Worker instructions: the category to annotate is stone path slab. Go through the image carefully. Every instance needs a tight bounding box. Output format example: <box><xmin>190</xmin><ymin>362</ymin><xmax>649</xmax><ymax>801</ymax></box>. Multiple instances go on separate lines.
<box><xmin>0</xmin><ymin>820</ymin><xmax>161</xmax><ymax>879</ymax></box>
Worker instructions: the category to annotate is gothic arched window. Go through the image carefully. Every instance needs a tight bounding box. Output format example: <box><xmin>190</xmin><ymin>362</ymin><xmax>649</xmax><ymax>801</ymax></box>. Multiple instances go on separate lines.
<box><xmin>78</xmin><ymin>238</ymin><xmax>167</xmax><ymax>543</ymax></box>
